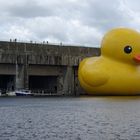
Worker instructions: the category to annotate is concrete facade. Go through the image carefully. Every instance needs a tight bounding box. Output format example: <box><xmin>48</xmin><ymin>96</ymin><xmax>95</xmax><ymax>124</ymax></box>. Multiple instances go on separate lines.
<box><xmin>0</xmin><ymin>41</ymin><xmax>100</xmax><ymax>95</ymax></box>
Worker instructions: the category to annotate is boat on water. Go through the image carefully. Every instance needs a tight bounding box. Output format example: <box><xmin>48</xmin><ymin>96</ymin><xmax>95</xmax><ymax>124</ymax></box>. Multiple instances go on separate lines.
<box><xmin>6</xmin><ymin>91</ymin><xmax>16</xmax><ymax>96</ymax></box>
<box><xmin>15</xmin><ymin>89</ymin><xmax>32</xmax><ymax>96</ymax></box>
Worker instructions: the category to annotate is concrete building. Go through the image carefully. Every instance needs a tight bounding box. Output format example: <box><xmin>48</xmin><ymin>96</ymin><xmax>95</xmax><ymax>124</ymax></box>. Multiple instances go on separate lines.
<box><xmin>0</xmin><ymin>41</ymin><xmax>100</xmax><ymax>96</ymax></box>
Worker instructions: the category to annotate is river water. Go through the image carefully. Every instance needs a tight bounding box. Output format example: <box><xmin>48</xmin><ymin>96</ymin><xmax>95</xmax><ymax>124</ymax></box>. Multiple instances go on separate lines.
<box><xmin>0</xmin><ymin>96</ymin><xmax>140</xmax><ymax>140</ymax></box>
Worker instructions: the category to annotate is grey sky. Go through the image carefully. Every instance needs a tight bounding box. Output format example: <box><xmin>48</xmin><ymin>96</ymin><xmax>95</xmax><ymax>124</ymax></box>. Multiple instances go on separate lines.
<box><xmin>0</xmin><ymin>0</ymin><xmax>140</xmax><ymax>47</ymax></box>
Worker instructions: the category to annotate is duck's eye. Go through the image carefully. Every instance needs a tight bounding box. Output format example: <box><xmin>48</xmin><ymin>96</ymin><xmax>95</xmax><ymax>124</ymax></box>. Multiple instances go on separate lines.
<box><xmin>124</xmin><ymin>46</ymin><xmax>132</xmax><ymax>54</ymax></box>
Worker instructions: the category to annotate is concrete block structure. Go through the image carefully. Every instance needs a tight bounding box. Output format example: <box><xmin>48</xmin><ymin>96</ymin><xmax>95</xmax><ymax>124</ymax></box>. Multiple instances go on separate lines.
<box><xmin>0</xmin><ymin>41</ymin><xmax>100</xmax><ymax>96</ymax></box>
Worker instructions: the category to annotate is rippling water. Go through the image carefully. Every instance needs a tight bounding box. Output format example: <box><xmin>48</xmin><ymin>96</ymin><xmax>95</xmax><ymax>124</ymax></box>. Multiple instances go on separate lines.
<box><xmin>0</xmin><ymin>96</ymin><xmax>140</xmax><ymax>140</ymax></box>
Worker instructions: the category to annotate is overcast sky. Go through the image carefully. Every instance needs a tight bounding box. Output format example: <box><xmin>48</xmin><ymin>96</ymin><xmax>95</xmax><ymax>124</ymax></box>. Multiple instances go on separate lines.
<box><xmin>0</xmin><ymin>0</ymin><xmax>140</xmax><ymax>47</ymax></box>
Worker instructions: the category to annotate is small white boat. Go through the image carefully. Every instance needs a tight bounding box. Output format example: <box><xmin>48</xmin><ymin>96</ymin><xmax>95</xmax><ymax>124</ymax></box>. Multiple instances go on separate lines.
<box><xmin>6</xmin><ymin>91</ymin><xmax>16</xmax><ymax>96</ymax></box>
<box><xmin>15</xmin><ymin>89</ymin><xmax>32</xmax><ymax>96</ymax></box>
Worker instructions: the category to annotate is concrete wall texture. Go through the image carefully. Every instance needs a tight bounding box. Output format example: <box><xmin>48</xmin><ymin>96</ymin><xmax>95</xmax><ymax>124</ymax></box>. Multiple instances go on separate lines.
<box><xmin>0</xmin><ymin>41</ymin><xmax>100</xmax><ymax>96</ymax></box>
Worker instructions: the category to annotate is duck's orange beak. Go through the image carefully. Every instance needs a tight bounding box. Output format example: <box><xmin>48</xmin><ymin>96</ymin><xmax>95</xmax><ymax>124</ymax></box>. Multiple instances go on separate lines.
<box><xmin>133</xmin><ymin>54</ymin><xmax>140</xmax><ymax>63</ymax></box>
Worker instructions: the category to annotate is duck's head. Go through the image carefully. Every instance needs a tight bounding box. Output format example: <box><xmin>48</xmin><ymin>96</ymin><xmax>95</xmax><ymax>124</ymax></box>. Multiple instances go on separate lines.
<box><xmin>101</xmin><ymin>28</ymin><xmax>140</xmax><ymax>64</ymax></box>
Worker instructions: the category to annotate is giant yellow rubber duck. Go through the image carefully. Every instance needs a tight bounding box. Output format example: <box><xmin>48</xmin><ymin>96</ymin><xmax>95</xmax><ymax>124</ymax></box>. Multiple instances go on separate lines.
<box><xmin>78</xmin><ymin>28</ymin><xmax>140</xmax><ymax>95</ymax></box>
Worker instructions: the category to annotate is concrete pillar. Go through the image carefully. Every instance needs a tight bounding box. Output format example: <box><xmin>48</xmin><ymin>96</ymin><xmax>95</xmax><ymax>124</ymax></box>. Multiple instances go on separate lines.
<box><xmin>73</xmin><ymin>67</ymin><xmax>81</xmax><ymax>96</ymax></box>
<box><xmin>23</xmin><ymin>45</ymin><xmax>29</xmax><ymax>89</ymax></box>
<box><xmin>24</xmin><ymin>55</ymin><xmax>29</xmax><ymax>89</ymax></box>
<box><xmin>62</xmin><ymin>66</ymin><xmax>74</xmax><ymax>95</ymax></box>
<box><xmin>15</xmin><ymin>53</ymin><xmax>29</xmax><ymax>90</ymax></box>
<box><xmin>15</xmin><ymin>64</ymin><xmax>24</xmax><ymax>90</ymax></box>
<box><xmin>57</xmin><ymin>75</ymin><xmax>63</xmax><ymax>95</ymax></box>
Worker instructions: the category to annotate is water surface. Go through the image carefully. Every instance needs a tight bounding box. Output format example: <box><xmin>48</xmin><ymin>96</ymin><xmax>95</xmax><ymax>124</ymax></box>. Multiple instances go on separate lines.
<box><xmin>0</xmin><ymin>96</ymin><xmax>140</xmax><ymax>140</ymax></box>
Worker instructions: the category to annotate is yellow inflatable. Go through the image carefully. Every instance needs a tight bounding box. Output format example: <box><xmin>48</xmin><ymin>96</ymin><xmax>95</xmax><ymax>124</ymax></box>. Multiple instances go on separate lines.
<box><xmin>78</xmin><ymin>28</ymin><xmax>140</xmax><ymax>95</ymax></box>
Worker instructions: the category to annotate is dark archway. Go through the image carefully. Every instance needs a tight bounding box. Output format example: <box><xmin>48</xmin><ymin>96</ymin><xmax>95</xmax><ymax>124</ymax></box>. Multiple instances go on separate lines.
<box><xmin>29</xmin><ymin>76</ymin><xmax>57</xmax><ymax>93</ymax></box>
